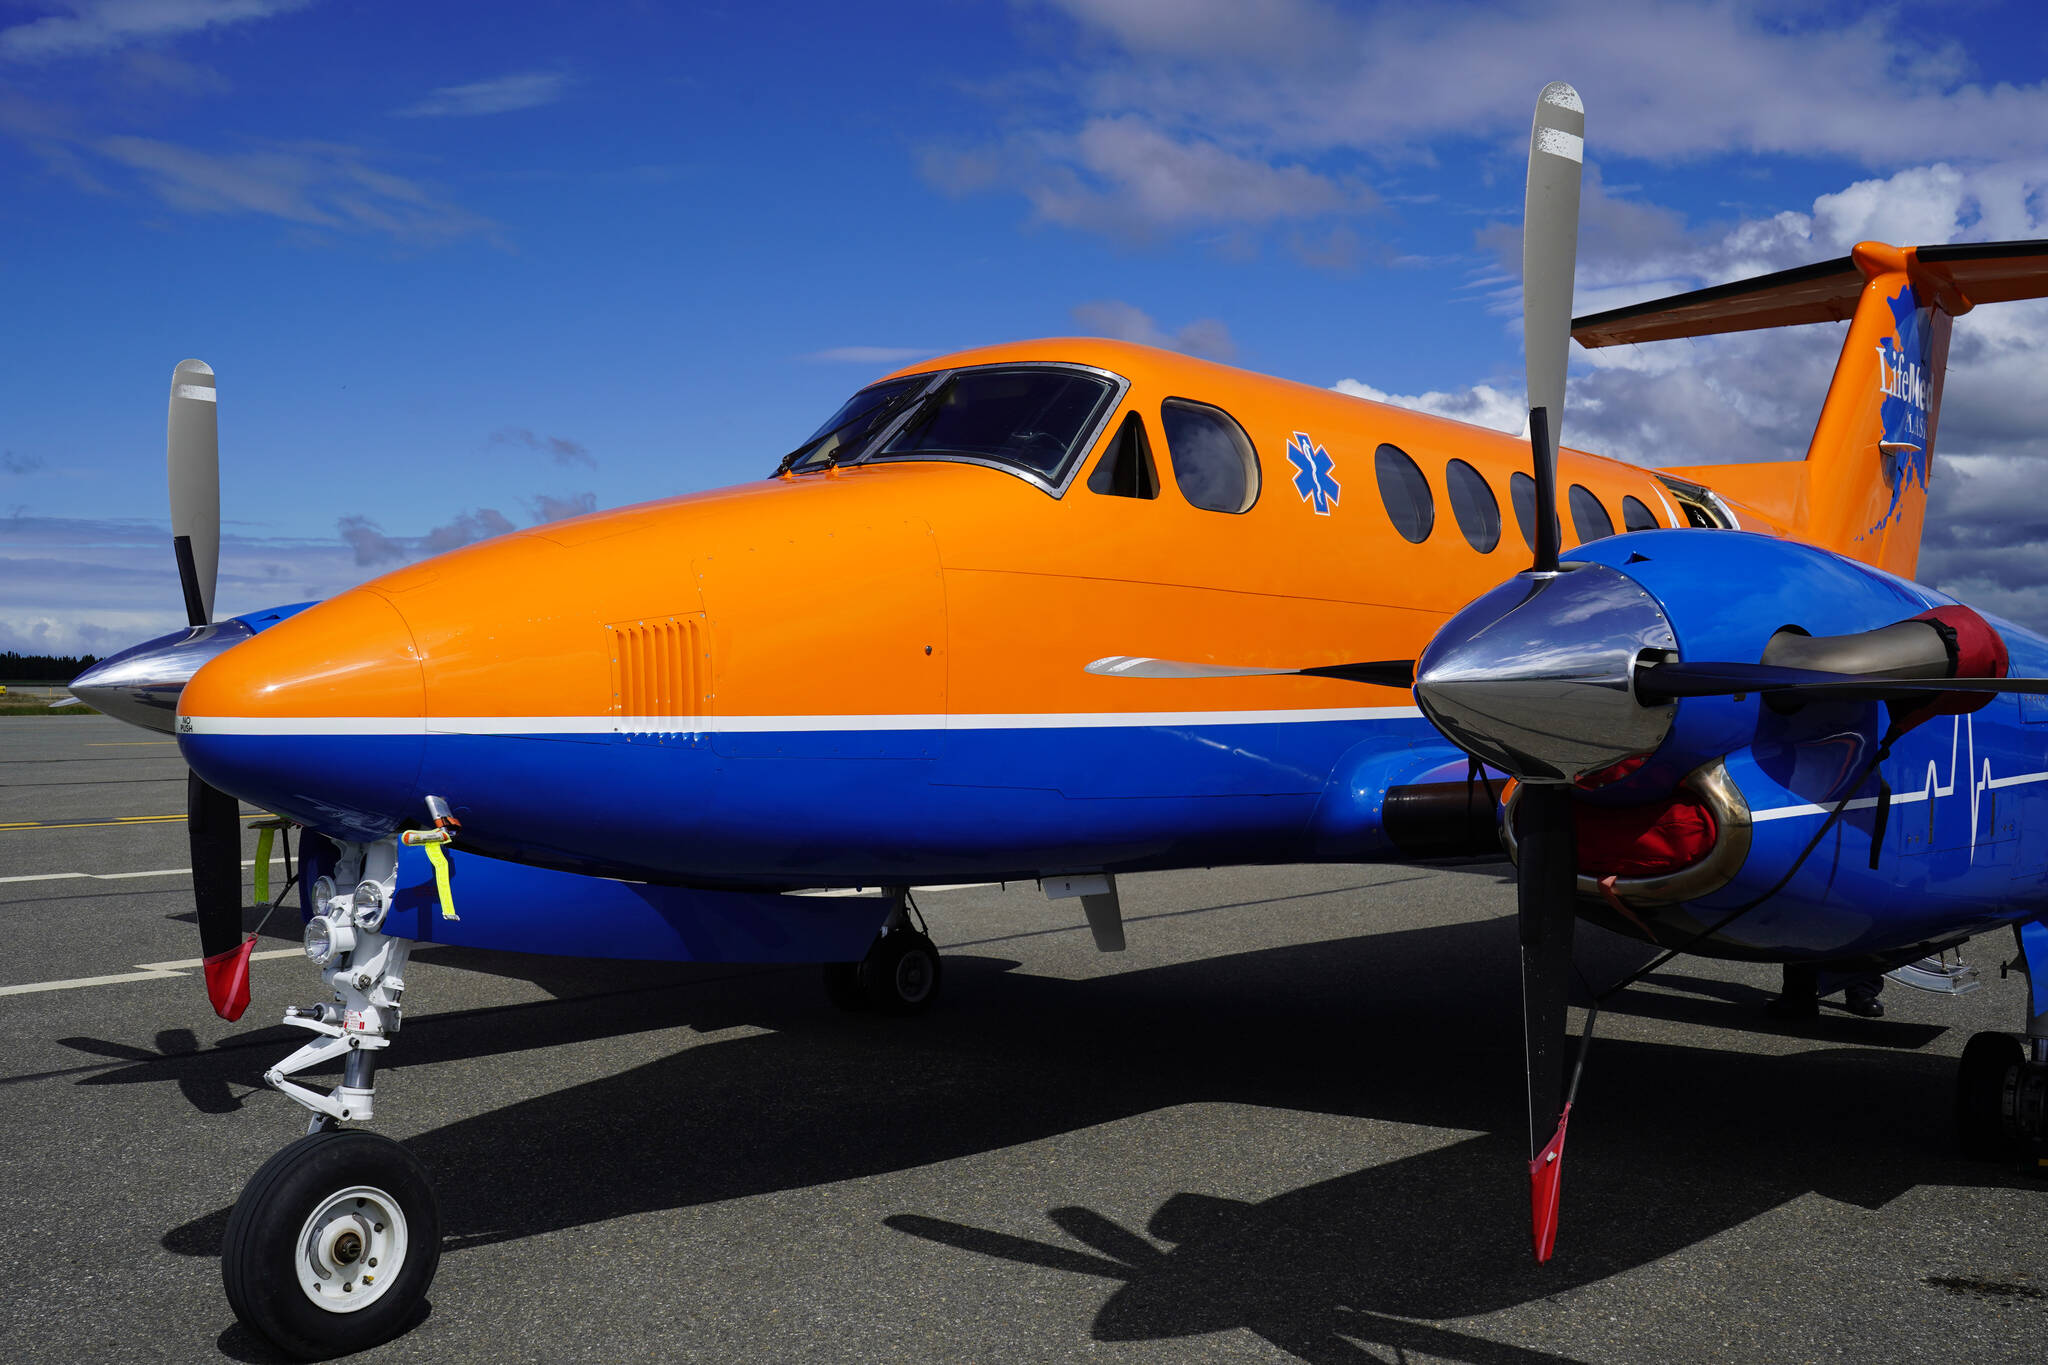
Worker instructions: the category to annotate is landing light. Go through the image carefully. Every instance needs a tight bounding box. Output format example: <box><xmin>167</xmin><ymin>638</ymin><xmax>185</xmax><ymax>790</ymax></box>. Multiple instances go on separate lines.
<box><xmin>304</xmin><ymin>913</ymin><xmax>356</xmax><ymax>966</ymax></box>
<box><xmin>351</xmin><ymin>880</ymin><xmax>388</xmax><ymax>933</ymax></box>
<box><xmin>310</xmin><ymin>876</ymin><xmax>338</xmax><ymax>918</ymax></box>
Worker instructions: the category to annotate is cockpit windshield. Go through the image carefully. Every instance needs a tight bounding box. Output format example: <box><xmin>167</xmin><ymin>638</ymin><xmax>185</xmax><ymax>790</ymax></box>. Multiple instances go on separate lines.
<box><xmin>777</xmin><ymin>364</ymin><xmax>1121</xmax><ymax>489</ymax></box>
<box><xmin>777</xmin><ymin>377</ymin><xmax>923</xmax><ymax>474</ymax></box>
<box><xmin>870</xmin><ymin>367</ymin><xmax>1117</xmax><ymax>484</ymax></box>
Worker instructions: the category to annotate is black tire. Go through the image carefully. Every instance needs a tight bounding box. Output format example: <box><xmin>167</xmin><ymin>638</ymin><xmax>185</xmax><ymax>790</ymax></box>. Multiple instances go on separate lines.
<box><xmin>861</xmin><ymin>929</ymin><xmax>941</xmax><ymax>1015</ymax></box>
<box><xmin>822</xmin><ymin>960</ymin><xmax>869</xmax><ymax>1012</ymax></box>
<box><xmin>222</xmin><ymin>1128</ymin><xmax>441</xmax><ymax>1360</ymax></box>
<box><xmin>1957</xmin><ymin>1031</ymin><xmax>2026</xmax><ymax>1162</ymax></box>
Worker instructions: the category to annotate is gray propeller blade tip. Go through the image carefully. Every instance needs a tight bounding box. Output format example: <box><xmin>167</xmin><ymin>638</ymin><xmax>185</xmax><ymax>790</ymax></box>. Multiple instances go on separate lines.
<box><xmin>167</xmin><ymin>359</ymin><xmax>220</xmax><ymax>626</ymax></box>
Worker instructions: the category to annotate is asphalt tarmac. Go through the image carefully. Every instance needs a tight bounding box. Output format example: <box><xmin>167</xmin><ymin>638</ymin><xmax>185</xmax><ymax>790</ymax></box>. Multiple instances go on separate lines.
<box><xmin>4</xmin><ymin>714</ymin><xmax>2046</xmax><ymax>1363</ymax></box>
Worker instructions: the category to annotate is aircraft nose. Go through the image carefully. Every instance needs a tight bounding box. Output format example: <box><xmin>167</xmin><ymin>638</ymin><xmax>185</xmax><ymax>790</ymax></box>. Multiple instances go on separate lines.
<box><xmin>177</xmin><ymin>589</ymin><xmax>427</xmax><ymax>838</ymax></box>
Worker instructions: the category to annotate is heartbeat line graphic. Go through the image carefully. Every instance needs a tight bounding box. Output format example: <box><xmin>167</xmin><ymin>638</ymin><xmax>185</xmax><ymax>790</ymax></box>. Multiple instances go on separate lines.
<box><xmin>1751</xmin><ymin>713</ymin><xmax>2048</xmax><ymax>858</ymax></box>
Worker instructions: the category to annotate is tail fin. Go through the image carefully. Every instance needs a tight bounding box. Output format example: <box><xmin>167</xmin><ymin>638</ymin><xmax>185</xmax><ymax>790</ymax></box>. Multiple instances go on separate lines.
<box><xmin>1572</xmin><ymin>238</ymin><xmax>2048</xmax><ymax>578</ymax></box>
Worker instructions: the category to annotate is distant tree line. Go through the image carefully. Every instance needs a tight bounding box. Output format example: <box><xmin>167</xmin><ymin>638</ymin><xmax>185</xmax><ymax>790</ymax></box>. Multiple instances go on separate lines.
<box><xmin>1</xmin><ymin>652</ymin><xmax>101</xmax><ymax>682</ymax></box>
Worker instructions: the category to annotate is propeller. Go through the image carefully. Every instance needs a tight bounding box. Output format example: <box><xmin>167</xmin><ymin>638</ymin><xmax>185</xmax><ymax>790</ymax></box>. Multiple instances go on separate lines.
<box><xmin>1509</xmin><ymin>79</ymin><xmax>1588</xmax><ymax>1263</ymax></box>
<box><xmin>167</xmin><ymin>360</ymin><xmax>255</xmax><ymax>1021</ymax></box>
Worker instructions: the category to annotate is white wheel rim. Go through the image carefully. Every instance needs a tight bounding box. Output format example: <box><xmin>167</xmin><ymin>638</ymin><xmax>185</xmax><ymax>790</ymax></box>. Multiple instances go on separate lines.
<box><xmin>895</xmin><ymin>950</ymin><xmax>933</xmax><ymax>1003</ymax></box>
<box><xmin>293</xmin><ymin>1184</ymin><xmax>409</xmax><ymax>1314</ymax></box>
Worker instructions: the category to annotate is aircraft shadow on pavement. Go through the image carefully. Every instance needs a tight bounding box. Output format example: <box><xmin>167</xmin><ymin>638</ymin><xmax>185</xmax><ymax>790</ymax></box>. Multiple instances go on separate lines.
<box><xmin>119</xmin><ymin>910</ymin><xmax>2035</xmax><ymax>1363</ymax></box>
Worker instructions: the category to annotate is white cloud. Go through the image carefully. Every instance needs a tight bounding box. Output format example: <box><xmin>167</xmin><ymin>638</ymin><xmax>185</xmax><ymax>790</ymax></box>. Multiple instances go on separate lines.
<box><xmin>1330</xmin><ymin>377</ymin><xmax>1524</xmax><ymax>435</ymax></box>
<box><xmin>0</xmin><ymin>511</ymin><xmax>360</xmax><ymax>655</ymax></box>
<box><xmin>0</xmin><ymin>0</ymin><xmax>310</xmax><ymax>62</ymax></box>
<box><xmin>1070</xmin><ymin>299</ymin><xmax>1235</xmax><ymax>361</ymax></box>
<box><xmin>393</xmin><ymin>72</ymin><xmax>568</xmax><ymax>119</ymax></box>
<box><xmin>953</xmin><ymin>2</ymin><xmax>2048</xmax><ymax>253</ymax></box>
<box><xmin>88</xmin><ymin>133</ymin><xmax>497</xmax><ymax>241</ymax></box>
<box><xmin>1044</xmin><ymin>0</ymin><xmax>2048</xmax><ymax>165</ymax></box>
<box><xmin>924</xmin><ymin>115</ymin><xmax>1364</xmax><ymax>241</ymax></box>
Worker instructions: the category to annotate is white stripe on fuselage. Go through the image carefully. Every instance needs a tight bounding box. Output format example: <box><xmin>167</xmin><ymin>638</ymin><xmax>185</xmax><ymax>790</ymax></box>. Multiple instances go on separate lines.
<box><xmin>179</xmin><ymin>706</ymin><xmax>1427</xmax><ymax>738</ymax></box>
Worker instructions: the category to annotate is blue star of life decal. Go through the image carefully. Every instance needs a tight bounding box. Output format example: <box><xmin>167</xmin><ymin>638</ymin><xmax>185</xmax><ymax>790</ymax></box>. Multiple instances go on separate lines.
<box><xmin>1286</xmin><ymin>431</ymin><xmax>1340</xmax><ymax>515</ymax></box>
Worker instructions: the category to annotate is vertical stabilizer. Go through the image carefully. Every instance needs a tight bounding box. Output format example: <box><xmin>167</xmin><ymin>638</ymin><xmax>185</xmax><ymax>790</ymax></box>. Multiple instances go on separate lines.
<box><xmin>1798</xmin><ymin>242</ymin><xmax>1953</xmax><ymax>578</ymax></box>
<box><xmin>1574</xmin><ymin>237</ymin><xmax>2048</xmax><ymax>579</ymax></box>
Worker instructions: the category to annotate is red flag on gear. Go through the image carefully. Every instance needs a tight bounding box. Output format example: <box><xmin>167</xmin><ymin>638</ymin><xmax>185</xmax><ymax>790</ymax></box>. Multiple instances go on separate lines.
<box><xmin>1528</xmin><ymin>1102</ymin><xmax>1572</xmax><ymax>1263</ymax></box>
<box><xmin>204</xmin><ymin>932</ymin><xmax>258</xmax><ymax>1022</ymax></box>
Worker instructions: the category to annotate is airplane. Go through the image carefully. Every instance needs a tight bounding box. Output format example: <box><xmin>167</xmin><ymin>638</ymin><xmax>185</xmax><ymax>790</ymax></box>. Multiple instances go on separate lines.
<box><xmin>64</xmin><ymin>79</ymin><xmax>2048</xmax><ymax>1358</ymax></box>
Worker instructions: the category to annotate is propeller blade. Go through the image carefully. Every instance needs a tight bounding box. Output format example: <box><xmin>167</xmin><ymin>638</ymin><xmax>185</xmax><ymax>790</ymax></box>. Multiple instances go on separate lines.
<box><xmin>1634</xmin><ymin>660</ymin><xmax>2048</xmax><ymax>705</ymax></box>
<box><xmin>1522</xmin><ymin>81</ymin><xmax>1583</xmax><ymax>574</ymax></box>
<box><xmin>168</xmin><ymin>359</ymin><xmax>220</xmax><ymax>627</ymax></box>
<box><xmin>1087</xmin><ymin>656</ymin><xmax>1414</xmax><ymax>687</ymax></box>
<box><xmin>188</xmin><ymin>772</ymin><xmax>251</xmax><ymax>1021</ymax></box>
<box><xmin>1515</xmin><ymin>782</ymin><xmax>1579</xmax><ymax>1262</ymax></box>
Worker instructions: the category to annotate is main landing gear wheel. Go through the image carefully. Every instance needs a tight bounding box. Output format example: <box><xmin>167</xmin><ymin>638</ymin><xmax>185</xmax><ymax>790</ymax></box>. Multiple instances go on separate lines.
<box><xmin>822</xmin><ymin>930</ymin><xmax>944</xmax><ymax>1014</ymax></box>
<box><xmin>222</xmin><ymin>1128</ymin><xmax>442</xmax><ymax>1361</ymax></box>
<box><xmin>1956</xmin><ymin>1032</ymin><xmax>2029</xmax><ymax>1161</ymax></box>
<box><xmin>863</xmin><ymin>927</ymin><xmax>942</xmax><ymax>1014</ymax></box>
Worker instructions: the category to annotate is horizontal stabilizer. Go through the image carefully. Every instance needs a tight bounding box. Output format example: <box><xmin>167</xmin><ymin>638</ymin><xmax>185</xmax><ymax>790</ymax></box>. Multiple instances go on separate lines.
<box><xmin>1572</xmin><ymin>237</ymin><xmax>2048</xmax><ymax>348</ymax></box>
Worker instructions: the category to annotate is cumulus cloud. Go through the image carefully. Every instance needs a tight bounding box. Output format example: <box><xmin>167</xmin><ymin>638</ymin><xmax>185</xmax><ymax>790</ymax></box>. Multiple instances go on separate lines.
<box><xmin>1330</xmin><ymin>377</ymin><xmax>1524</xmax><ymax>435</ymax></box>
<box><xmin>0</xmin><ymin>509</ymin><xmax>360</xmax><ymax>655</ymax></box>
<box><xmin>947</xmin><ymin>2</ymin><xmax>2048</xmax><ymax>253</ymax></box>
<box><xmin>529</xmin><ymin>491</ymin><xmax>595</xmax><ymax>523</ymax></box>
<box><xmin>0</xmin><ymin>0</ymin><xmax>310</xmax><ymax>62</ymax></box>
<box><xmin>924</xmin><ymin>115</ymin><xmax>1365</xmax><ymax>243</ymax></box>
<box><xmin>338</xmin><ymin>507</ymin><xmax>517</xmax><ymax>567</ymax></box>
<box><xmin>491</xmin><ymin>427</ymin><xmax>596</xmax><ymax>468</ymax></box>
<box><xmin>393</xmin><ymin>72</ymin><xmax>568</xmax><ymax>118</ymax></box>
<box><xmin>1041</xmin><ymin>0</ymin><xmax>2048</xmax><ymax>165</ymax></box>
<box><xmin>1352</xmin><ymin>158</ymin><xmax>2048</xmax><ymax>629</ymax></box>
<box><xmin>1070</xmin><ymin>299</ymin><xmax>1235</xmax><ymax>361</ymax></box>
<box><xmin>336</xmin><ymin>492</ymin><xmax>603</xmax><ymax>568</ymax></box>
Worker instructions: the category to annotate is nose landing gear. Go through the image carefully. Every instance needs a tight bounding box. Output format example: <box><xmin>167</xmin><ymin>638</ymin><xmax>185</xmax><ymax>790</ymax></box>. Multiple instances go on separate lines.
<box><xmin>223</xmin><ymin>835</ymin><xmax>443</xmax><ymax>1360</ymax></box>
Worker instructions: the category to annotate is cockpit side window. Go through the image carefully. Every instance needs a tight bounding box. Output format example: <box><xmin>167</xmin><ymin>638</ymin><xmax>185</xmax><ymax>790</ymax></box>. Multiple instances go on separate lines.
<box><xmin>1086</xmin><ymin>411</ymin><xmax>1160</xmax><ymax>499</ymax></box>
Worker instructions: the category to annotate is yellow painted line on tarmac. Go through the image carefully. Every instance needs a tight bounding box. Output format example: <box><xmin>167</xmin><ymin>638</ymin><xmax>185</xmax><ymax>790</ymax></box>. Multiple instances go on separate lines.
<box><xmin>0</xmin><ymin>814</ymin><xmax>189</xmax><ymax>832</ymax></box>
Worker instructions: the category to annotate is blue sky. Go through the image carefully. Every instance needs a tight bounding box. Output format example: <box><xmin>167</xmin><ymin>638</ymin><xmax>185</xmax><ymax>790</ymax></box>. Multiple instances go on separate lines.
<box><xmin>6</xmin><ymin>0</ymin><xmax>2048</xmax><ymax>653</ymax></box>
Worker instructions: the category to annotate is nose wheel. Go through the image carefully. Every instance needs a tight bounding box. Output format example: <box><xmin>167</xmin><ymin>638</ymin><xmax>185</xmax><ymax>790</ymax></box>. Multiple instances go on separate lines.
<box><xmin>222</xmin><ymin>1123</ymin><xmax>442</xmax><ymax>1358</ymax></box>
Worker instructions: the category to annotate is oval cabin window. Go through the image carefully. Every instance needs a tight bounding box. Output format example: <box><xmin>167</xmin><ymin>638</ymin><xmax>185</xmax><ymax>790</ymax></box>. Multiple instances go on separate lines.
<box><xmin>1375</xmin><ymin>443</ymin><xmax>1434</xmax><ymax>543</ymax></box>
<box><xmin>1510</xmin><ymin>471</ymin><xmax>1536</xmax><ymax>550</ymax></box>
<box><xmin>1160</xmin><ymin>400</ymin><xmax>1259</xmax><ymax>513</ymax></box>
<box><xmin>1568</xmin><ymin>484</ymin><xmax>1614</xmax><ymax>543</ymax></box>
<box><xmin>1446</xmin><ymin>459</ymin><xmax>1500</xmax><ymax>553</ymax></box>
<box><xmin>1622</xmin><ymin>494</ymin><xmax>1659</xmax><ymax>532</ymax></box>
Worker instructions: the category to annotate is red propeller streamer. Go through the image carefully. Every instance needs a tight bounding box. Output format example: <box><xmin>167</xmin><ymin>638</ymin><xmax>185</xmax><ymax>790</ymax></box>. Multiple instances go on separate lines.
<box><xmin>203</xmin><ymin>932</ymin><xmax>258</xmax><ymax>1022</ymax></box>
<box><xmin>1529</xmin><ymin>1103</ymin><xmax>1573</xmax><ymax>1262</ymax></box>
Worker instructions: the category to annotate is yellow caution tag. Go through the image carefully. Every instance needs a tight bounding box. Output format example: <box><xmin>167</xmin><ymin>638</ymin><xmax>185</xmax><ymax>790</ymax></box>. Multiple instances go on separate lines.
<box><xmin>424</xmin><ymin>840</ymin><xmax>458</xmax><ymax>920</ymax></box>
<box><xmin>254</xmin><ymin>827</ymin><xmax>274</xmax><ymax>905</ymax></box>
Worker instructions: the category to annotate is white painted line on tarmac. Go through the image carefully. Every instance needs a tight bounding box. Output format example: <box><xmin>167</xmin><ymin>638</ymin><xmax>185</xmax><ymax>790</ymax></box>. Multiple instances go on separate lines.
<box><xmin>0</xmin><ymin>949</ymin><xmax>303</xmax><ymax>998</ymax></box>
<box><xmin>0</xmin><ymin>855</ymin><xmax>287</xmax><ymax>886</ymax></box>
